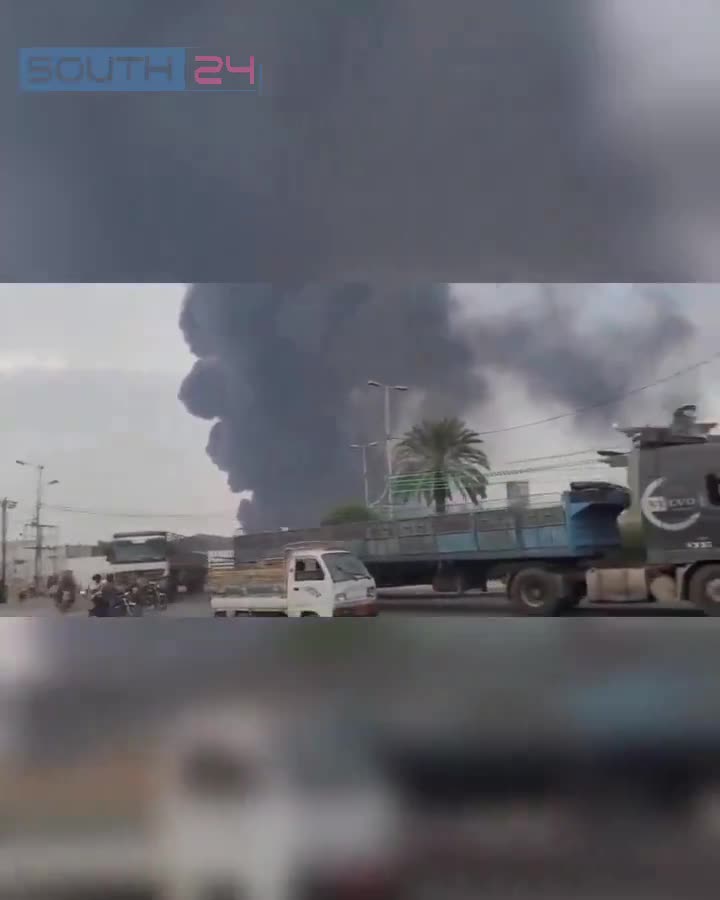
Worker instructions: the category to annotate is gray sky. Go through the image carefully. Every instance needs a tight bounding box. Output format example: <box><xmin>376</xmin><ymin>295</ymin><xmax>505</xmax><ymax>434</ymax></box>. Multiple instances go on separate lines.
<box><xmin>452</xmin><ymin>284</ymin><xmax>720</xmax><ymax>502</ymax></box>
<box><xmin>1</xmin><ymin>283</ymin><xmax>719</xmax><ymax>543</ymax></box>
<box><xmin>0</xmin><ymin>284</ymin><xmax>241</xmax><ymax>543</ymax></box>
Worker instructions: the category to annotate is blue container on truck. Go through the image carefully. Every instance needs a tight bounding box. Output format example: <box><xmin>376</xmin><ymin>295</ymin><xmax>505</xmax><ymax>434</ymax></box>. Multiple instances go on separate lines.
<box><xmin>234</xmin><ymin>482</ymin><xmax>630</xmax><ymax>611</ymax></box>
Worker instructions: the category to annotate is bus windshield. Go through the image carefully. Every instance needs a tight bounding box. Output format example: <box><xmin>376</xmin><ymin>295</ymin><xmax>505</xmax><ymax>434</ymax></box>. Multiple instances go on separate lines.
<box><xmin>107</xmin><ymin>534</ymin><xmax>168</xmax><ymax>565</ymax></box>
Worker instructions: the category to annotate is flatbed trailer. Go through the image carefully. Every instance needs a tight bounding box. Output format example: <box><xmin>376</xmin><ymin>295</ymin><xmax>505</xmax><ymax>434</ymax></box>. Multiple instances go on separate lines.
<box><xmin>235</xmin><ymin>482</ymin><xmax>629</xmax><ymax>614</ymax></box>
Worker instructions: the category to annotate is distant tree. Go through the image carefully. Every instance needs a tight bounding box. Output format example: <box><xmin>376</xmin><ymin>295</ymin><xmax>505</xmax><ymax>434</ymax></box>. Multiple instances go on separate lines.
<box><xmin>394</xmin><ymin>417</ymin><xmax>490</xmax><ymax>514</ymax></box>
<box><xmin>321</xmin><ymin>503</ymin><xmax>379</xmax><ymax>526</ymax></box>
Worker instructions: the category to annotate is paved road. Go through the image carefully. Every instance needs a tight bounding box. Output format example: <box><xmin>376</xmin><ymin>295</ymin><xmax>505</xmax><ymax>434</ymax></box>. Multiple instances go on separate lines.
<box><xmin>0</xmin><ymin>588</ymin><xmax>704</xmax><ymax>617</ymax></box>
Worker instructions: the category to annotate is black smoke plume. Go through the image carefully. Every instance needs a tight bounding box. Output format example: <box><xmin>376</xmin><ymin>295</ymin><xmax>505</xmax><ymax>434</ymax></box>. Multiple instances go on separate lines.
<box><xmin>5</xmin><ymin>0</ymin><xmax>671</xmax><ymax>280</ymax></box>
<box><xmin>471</xmin><ymin>286</ymin><xmax>695</xmax><ymax>429</ymax></box>
<box><xmin>179</xmin><ymin>284</ymin><xmax>694</xmax><ymax>530</ymax></box>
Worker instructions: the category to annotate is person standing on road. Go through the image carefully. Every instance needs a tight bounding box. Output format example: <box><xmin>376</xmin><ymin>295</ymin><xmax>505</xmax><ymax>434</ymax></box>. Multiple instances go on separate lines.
<box><xmin>88</xmin><ymin>573</ymin><xmax>108</xmax><ymax>617</ymax></box>
<box><xmin>55</xmin><ymin>570</ymin><xmax>77</xmax><ymax>612</ymax></box>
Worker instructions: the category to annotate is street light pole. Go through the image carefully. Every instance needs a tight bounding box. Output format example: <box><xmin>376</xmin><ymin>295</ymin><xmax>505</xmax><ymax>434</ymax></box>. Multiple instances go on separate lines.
<box><xmin>351</xmin><ymin>442</ymin><xmax>379</xmax><ymax>507</ymax></box>
<box><xmin>16</xmin><ymin>460</ymin><xmax>59</xmax><ymax>591</ymax></box>
<box><xmin>367</xmin><ymin>381</ymin><xmax>409</xmax><ymax>509</ymax></box>
<box><xmin>34</xmin><ymin>465</ymin><xmax>43</xmax><ymax>591</ymax></box>
<box><xmin>0</xmin><ymin>498</ymin><xmax>17</xmax><ymax>604</ymax></box>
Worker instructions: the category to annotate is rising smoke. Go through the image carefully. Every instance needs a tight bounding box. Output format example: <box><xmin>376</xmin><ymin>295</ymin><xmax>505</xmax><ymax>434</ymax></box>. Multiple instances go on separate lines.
<box><xmin>179</xmin><ymin>284</ymin><xmax>694</xmax><ymax>530</ymax></box>
<box><xmin>4</xmin><ymin>0</ymin><xmax>699</xmax><ymax>523</ymax></box>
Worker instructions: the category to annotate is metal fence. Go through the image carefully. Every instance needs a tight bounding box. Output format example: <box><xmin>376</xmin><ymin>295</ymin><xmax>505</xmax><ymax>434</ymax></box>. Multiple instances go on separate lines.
<box><xmin>374</xmin><ymin>492</ymin><xmax>564</xmax><ymax>520</ymax></box>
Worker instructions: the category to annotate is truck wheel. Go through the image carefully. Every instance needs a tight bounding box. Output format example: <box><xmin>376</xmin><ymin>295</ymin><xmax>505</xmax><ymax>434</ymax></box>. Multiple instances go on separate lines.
<box><xmin>509</xmin><ymin>568</ymin><xmax>566</xmax><ymax>616</ymax></box>
<box><xmin>689</xmin><ymin>565</ymin><xmax>720</xmax><ymax>615</ymax></box>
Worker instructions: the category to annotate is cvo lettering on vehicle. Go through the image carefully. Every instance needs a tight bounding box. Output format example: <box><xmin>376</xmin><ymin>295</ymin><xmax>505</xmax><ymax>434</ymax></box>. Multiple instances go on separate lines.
<box><xmin>646</xmin><ymin>496</ymin><xmax>697</xmax><ymax>511</ymax></box>
<box><xmin>640</xmin><ymin>477</ymin><xmax>701</xmax><ymax>532</ymax></box>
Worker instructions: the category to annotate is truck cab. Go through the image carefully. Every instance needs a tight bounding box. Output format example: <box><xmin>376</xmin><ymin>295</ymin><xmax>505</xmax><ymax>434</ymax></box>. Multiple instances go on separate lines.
<box><xmin>104</xmin><ymin>531</ymin><xmax>209</xmax><ymax>599</ymax></box>
<box><xmin>210</xmin><ymin>544</ymin><xmax>378</xmax><ymax>617</ymax></box>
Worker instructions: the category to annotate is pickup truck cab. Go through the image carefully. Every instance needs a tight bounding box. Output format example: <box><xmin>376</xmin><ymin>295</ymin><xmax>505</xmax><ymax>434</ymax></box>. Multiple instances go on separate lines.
<box><xmin>210</xmin><ymin>544</ymin><xmax>378</xmax><ymax>617</ymax></box>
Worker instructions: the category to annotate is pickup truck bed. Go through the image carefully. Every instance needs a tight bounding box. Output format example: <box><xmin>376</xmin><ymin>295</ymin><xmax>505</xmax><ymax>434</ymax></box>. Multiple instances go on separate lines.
<box><xmin>210</xmin><ymin>590</ymin><xmax>287</xmax><ymax>615</ymax></box>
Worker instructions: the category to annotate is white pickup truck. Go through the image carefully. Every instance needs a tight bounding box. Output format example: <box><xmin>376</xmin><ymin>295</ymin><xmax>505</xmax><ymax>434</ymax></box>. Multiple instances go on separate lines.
<box><xmin>210</xmin><ymin>544</ymin><xmax>378</xmax><ymax>617</ymax></box>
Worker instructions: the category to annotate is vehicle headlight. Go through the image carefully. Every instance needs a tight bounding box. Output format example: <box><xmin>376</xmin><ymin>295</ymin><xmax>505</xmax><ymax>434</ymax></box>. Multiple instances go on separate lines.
<box><xmin>367</xmin><ymin>586</ymin><xmax>376</xmax><ymax>599</ymax></box>
<box><xmin>334</xmin><ymin>593</ymin><xmax>347</xmax><ymax>603</ymax></box>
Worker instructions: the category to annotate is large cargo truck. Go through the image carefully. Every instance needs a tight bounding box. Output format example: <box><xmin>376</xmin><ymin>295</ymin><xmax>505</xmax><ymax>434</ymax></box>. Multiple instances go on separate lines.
<box><xmin>103</xmin><ymin>531</ymin><xmax>208</xmax><ymax>601</ymax></box>
<box><xmin>234</xmin><ymin>406</ymin><xmax>720</xmax><ymax>615</ymax></box>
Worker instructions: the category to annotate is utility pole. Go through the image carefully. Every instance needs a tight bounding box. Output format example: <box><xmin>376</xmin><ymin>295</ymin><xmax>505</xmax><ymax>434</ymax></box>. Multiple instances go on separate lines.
<box><xmin>33</xmin><ymin>465</ymin><xmax>43</xmax><ymax>589</ymax></box>
<box><xmin>16</xmin><ymin>461</ymin><xmax>59</xmax><ymax>590</ymax></box>
<box><xmin>351</xmin><ymin>442</ymin><xmax>379</xmax><ymax>507</ymax></box>
<box><xmin>0</xmin><ymin>499</ymin><xmax>17</xmax><ymax>604</ymax></box>
<box><xmin>367</xmin><ymin>381</ymin><xmax>409</xmax><ymax>511</ymax></box>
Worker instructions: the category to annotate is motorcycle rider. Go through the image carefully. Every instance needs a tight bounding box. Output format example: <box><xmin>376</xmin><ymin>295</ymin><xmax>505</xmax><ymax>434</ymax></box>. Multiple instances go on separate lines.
<box><xmin>54</xmin><ymin>570</ymin><xmax>77</xmax><ymax>612</ymax></box>
<box><xmin>103</xmin><ymin>573</ymin><xmax>122</xmax><ymax>612</ymax></box>
<box><xmin>88</xmin><ymin>572</ymin><xmax>119</xmax><ymax>617</ymax></box>
<box><xmin>135</xmin><ymin>573</ymin><xmax>150</xmax><ymax>606</ymax></box>
<box><xmin>88</xmin><ymin>573</ymin><xmax>105</xmax><ymax>617</ymax></box>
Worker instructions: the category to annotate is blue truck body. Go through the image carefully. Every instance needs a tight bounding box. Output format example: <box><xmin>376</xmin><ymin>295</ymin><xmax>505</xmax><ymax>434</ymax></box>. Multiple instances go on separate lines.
<box><xmin>233</xmin><ymin>482</ymin><xmax>630</xmax><ymax>588</ymax></box>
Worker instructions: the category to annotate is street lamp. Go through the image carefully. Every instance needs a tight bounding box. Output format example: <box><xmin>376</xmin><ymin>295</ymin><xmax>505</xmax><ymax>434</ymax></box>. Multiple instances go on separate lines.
<box><xmin>366</xmin><ymin>381</ymin><xmax>409</xmax><ymax>507</ymax></box>
<box><xmin>0</xmin><ymin>498</ymin><xmax>17</xmax><ymax>604</ymax></box>
<box><xmin>16</xmin><ymin>460</ymin><xmax>59</xmax><ymax>589</ymax></box>
<box><xmin>350</xmin><ymin>442</ymin><xmax>379</xmax><ymax>507</ymax></box>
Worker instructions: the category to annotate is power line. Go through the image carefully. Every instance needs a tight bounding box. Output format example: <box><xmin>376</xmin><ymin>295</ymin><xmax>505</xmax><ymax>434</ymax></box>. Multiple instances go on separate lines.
<box><xmin>44</xmin><ymin>459</ymin><xmax>613</xmax><ymax>519</ymax></box>
<box><xmin>487</xmin><ymin>459</ymin><xmax>602</xmax><ymax>478</ymax></box>
<box><xmin>390</xmin><ymin>457</ymin><xmax>602</xmax><ymax>481</ymax></box>
<box><xmin>45</xmin><ymin>504</ymin><xmax>233</xmax><ymax>520</ymax></box>
<box><xmin>389</xmin><ymin>459</ymin><xmax>610</xmax><ymax>496</ymax></box>
<box><xmin>496</xmin><ymin>448</ymin><xmax>618</xmax><ymax>465</ymax></box>
<box><xmin>475</xmin><ymin>350</ymin><xmax>720</xmax><ymax>438</ymax></box>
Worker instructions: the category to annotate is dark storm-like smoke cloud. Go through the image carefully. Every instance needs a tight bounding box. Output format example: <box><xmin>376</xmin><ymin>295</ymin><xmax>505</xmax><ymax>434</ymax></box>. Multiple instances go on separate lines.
<box><xmin>472</xmin><ymin>286</ymin><xmax>695</xmax><ymax>428</ymax></box>
<box><xmin>179</xmin><ymin>284</ymin><xmax>487</xmax><ymax>530</ymax></box>
<box><xmin>5</xmin><ymin>0</ymin><xmax>671</xmax><ymax>280</ymax></box>
<box><xmin>179</xmin><ymin>284</ymin><xmax>694</xmax><ymax>530</ymax></box>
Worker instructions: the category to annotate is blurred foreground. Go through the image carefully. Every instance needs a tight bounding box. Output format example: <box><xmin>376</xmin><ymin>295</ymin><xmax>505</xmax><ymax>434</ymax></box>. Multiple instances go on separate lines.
<box><xmin>2</xmin><ymin>621</ymin><xmax>720</xmax><ymax>899</ymax></box>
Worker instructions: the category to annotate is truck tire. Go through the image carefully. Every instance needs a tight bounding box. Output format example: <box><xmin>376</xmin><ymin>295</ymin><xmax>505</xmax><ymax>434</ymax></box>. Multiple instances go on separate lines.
<box><xmin>509</xmin><ymin>568</ymin><xmax>566</xmax><ymax>616</ymax></box>
<box><xmin>688</xmin><ymin>565</ymin><xmax>720</xmax><ymax>616</ymax></box>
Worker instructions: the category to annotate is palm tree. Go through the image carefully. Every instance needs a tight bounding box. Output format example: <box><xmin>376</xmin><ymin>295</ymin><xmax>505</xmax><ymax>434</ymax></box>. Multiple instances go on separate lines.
<box><xmin>393</xmin><ymin>417</ymin><xmax>490</xmax><ymax>514</ymax></box>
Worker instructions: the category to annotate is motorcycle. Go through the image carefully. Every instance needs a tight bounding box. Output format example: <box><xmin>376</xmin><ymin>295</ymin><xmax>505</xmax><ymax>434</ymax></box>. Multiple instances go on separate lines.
<box><xmin>144</xmin><ymin>582</ymin><xmax>168</xmax><ymax>612</ymax></box>
<box><xmin>52</xmin><ymin>572</ymin><xmax>77</xmax><ymax>613</ymax></box>
<box><xmin>54</xmin><ymin>588</ymin><xmax>75</xmax><ymax>613</ymax></box>
<box><xmin>118</xmin><ymin>588</ymin><xmax>144</xmax><ymax>617</ymax></box>
<box><xmin>86</xmin><ymin>587</ymin><xmax>143</xmax><ymax>617</ymax></box>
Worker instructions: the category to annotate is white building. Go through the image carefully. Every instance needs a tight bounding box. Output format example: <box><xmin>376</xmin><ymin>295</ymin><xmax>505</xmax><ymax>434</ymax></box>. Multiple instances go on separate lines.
<box><xmin>6</xmin><ymin>540</ymin><xmax>108</xmax><ymax>593</ymax></box>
